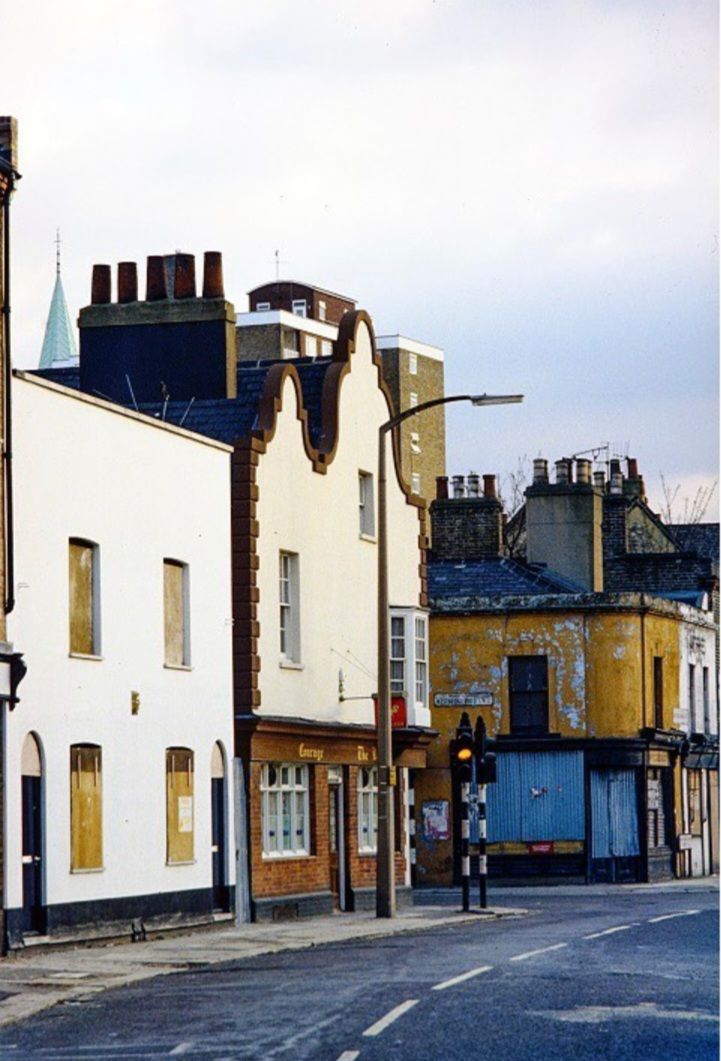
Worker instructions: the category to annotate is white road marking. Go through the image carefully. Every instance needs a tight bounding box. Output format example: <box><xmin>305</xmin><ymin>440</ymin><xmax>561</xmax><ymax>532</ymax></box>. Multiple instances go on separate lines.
<box><xmin>649</xmin><ymin>909</ymin><xmax>701</xmax><ymax>923</ymax></box>
<box><xmin>510</xmin><ymin>942</ymin><xmax>568</xmax><ymax>962</ymax></box>
<box><xmin>582</xmin><ymin>923</ymin><xmax>637</xmax><ymax>939</ymax></box>
<box><xmin>337</xmin><ymin>1053</ymin><xmax>360</xmax><ymax>1061</ymax></box>
<box><xmin>536</xmin><ymin>1001</ymin><xmax>718</xmax><ymax>1024</ymax></box>
<box><xmin>362</xmin><ymin>998</ymin><xmax>419</xmax><ymax>1037</ymax></box>
<box><xmin>170</xmin><ymin>1045</ymin><xmax>195</xmax><ymax>1056</ymax></box>
<box><xmin>432</xmin><ymin>965</ymin><xmax>494</xmax><ymax>991</ymax></box>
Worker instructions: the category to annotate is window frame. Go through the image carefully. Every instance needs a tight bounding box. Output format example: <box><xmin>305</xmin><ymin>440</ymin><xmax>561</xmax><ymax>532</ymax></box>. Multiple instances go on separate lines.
<box><xmin>414</xmin><ymin>614</ymin><xmax>428</xmax><ymax>706</ymax></box>
<box><xmin>261</xmin><ymin>763</ymin><xmax>310</xmax><ymax>857</ymax></box>
<box><xmin>291</xmin><ymin>299</ymin><xmax>307</xmax><ymax>317</ymax></box>
<box><xmin>390</xmin><ymin>614</ymin><xmax>406</xmax><ymax>696</ymax></box>
<box><xmin>359</xmin><ymin>470</ymin><xmax>376</xmax><ymax>539</ymax></box>
<box><xmin>68</xmin><ymin>538</ymin><xmax>101</xmax><ymax>658</ymax></box>
<box><xmin>508</xmin><ymin>655</ymin><xmax>549</xmax><ymax>736</ymax></box>
<box><xmin>357</xmin><ymin>766</ymin><xmax>378</xmax><ymax>853</ymax></box>
<box><xmin>411</xmin><ymin>472</ymin><xmax>421</xmax><ymax>496</ymax></box>
<box><xmin>279</xmin><ymin>551</ymin><xmax>301</xmax><ymax>664</ymax></box>
<box><xmin>163</xmin><ymin>558</ymin><xmax>191</xmax><ymax>668</ymax></box>
<box><xmin>408</xmin><ymin>352</ymin><xmax>418</xmax><ymax>375</ymax></box>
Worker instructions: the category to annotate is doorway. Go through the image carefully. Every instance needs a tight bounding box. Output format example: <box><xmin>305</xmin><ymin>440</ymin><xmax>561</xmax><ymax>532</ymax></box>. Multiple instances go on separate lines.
<box><xmin>590</xmin><ymin>767</ymin><xmax>642</xmax><ymax>883</ymax></box>
<box><xmin>328</xmin><ymin>767</ymin><xmax>347</xmax><ymax>911</ymax></box>
<box><xmin>211</xmin><ymin>742</ymin><xmax>229</xmax><ymax>912</ymax></box>
<box><xmin>21</xmin><ymin>734</ymin><xmax>45</xmax><ymax>935</ymax></box>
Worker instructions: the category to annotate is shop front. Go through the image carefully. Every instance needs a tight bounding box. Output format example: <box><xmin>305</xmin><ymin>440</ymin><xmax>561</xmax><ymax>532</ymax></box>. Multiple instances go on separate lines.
<box><xmin>235</xmin><ymin>715</ymin><xmax>433</xmax><ymax>921</ymax></box>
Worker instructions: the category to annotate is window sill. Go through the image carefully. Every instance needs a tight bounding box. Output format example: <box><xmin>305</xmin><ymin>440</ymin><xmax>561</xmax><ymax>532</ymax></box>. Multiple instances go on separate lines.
<box><xmin>166</xmin><ymin>859</ymin><xmax>197</xmax><ymax>867</ymax></box>
<box><xmin>164</xmin><ymin>663</ymin><xmax>193</xmax><ymax>672</ymax></box>
<box><xmin>280</xmin><ymin>659</ymin><xmax>304</xmax><ymax>671</ymax></box>
<box><xmin>262</xmin><ymin>851</ymin><xmax>311</xmax><ymax>861</ymax></box>
<box><xmin>359</xmin><ymin>532</ymin><xmax>377</xmax><ymax>544</ymax></box>
<box><xmin>68</xmin><ymin>652</ymin><xmax>103</xmax><ymax>662</ymax></box>
<box><xmin>71</xmin><ymin>866</ymin><xmax>105</xmax><ymax>874</ymax></box>
<box><xmin>358</xmin><ymin>849</ymin><xmax>378</xmax><ymax>858</ymax></box>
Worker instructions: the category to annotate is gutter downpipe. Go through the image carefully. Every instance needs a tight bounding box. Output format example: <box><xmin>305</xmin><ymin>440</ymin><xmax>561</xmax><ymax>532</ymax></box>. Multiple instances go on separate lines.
<box><xmin>0</xmin><ymin>158</ymin><xmax>18</xmax><ymax>616</ymax></box>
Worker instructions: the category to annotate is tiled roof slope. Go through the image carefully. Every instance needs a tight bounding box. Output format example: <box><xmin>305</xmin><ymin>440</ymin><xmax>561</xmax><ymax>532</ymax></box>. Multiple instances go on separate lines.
<box><xmin>669</xmin><ymin>523</ymin><xmax>719</xmax><ymax>562</ymax></box>
<box><xmin>33</xmin><ymin>366</ymin><xmax>80</xmax><ymax>389</ymax></box>
<box><xmin>137</xmin><ymin>366</ymin><xmax>272</xmax><ymax>443</ymax></box>
<box><xmin>238</xmin><ymin>356</ymin><xmax>332</xmax><ymax>448</ymax></box>
<box><xmin>428</xmin><ymin>558</ymin><xmax>585</xmax><ymax>602</ymax></box>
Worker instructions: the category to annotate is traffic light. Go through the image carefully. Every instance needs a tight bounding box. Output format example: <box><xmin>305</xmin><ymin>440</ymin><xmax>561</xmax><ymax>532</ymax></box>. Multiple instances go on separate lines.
<box><xmin>474</xmin><ymin>715</ymin><xmax>497</xmax><ymax>784</ymax></box>
<box><xmin>450</xmin><ymin>711</ymin><xmax>474</xmax><ymax>783</ymax></box>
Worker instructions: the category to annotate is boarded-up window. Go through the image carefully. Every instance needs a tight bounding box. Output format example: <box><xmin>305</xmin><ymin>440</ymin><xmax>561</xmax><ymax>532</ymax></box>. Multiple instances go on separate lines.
<box><xmin>69</xmin><ymin>540</ymin><xmax>99</xmax><ymax>655</ymax></box>
<box><xmin>70</xmin><ymin>744</ymin><xmax>103</xmax><ymax>870</ymax></box>
<box><xmin>166</xmin><ymin>748</ymin><xmax>194</xmax><ymax>863</ymax></box>
<box><xmin>164</xmin><ymin>560</ymin><xmax>189</xmax><ymax>666</ymax></box>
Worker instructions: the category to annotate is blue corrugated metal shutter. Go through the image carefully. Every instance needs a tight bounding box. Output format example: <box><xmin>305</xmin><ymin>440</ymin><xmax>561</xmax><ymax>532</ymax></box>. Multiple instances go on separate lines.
<box><xmin>590</xmin><ymin>769</ymin><xmax>640</xmax><ymax>858</ymax></box>
<box><xmin>487</xmin><ymin>751</ymin><xmax>585</xmax><ymax>843</ymax></box>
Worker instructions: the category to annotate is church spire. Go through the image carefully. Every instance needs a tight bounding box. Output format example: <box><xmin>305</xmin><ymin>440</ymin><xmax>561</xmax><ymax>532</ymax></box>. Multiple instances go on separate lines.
<box><xmin>39</xmin><ymin>230</ymin><xmax>78</xmax><ymax>370</ymax></box>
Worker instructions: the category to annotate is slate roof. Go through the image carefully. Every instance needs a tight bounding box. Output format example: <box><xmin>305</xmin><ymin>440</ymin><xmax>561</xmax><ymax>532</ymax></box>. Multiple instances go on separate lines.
<box><xmin>428</xmin><ymin>558</ymin><xmax>585</xmax><ymax>601</ymax></box>
<box><xmin>136</xmin><ymin>366</ymin><xmax>272</xmax><ymax>443</ymax></box>
<box><xmin>33</xmin><ymin>365</ymin><xmax>80</xmax><ymax>389</ymax></box>
<box><xmin>669</xmin><ymin>523</ymin><xmax>719</xmax><ymax>562</ymax></box>
<box><xmin>237</xmin><ymin>356</ymin><xmax>333</xmax><ymax>448</ymax></box>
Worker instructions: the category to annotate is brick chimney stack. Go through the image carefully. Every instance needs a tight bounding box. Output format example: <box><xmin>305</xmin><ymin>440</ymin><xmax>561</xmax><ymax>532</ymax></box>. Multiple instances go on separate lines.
<box><xmin>430</xmin><ymin>473</ymin><xmax>503</xmax><ymax>561</ymax></box>
<box><xmin>79</xmin><ymin>251</ymin><xmax>237</xmax><ymax>404</ymax></box>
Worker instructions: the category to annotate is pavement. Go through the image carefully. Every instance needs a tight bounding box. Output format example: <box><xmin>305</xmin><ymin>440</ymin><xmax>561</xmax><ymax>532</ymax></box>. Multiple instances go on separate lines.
<box><xmin>0</xmin><ymin>877</ymin><xmax>714</xmax><ymax>1030</ymax></box>
<box><xmin>0</xmin><ymin>902</ymin><xmax>526</xmax><ymax>1028</ymax></box>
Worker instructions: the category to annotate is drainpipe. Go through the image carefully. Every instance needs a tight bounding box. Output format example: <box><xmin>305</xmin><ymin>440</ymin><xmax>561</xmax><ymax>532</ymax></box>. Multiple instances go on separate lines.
<box><xmin>0</xmin><ymin>154</ymin><xmax>20</xmax><ymax>616</ymax></box>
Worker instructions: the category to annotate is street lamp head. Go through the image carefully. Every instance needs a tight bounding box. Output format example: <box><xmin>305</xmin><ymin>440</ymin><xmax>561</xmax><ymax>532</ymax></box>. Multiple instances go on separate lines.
<box><xmin>470</xmin><ymin>394</ymin><xmax>525</xmax><ymax>406</ymax></box>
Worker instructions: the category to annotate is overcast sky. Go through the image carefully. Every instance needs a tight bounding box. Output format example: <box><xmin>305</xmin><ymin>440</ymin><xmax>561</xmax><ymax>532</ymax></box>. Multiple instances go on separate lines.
<box><xmin>4</xmin><ymin>0</ymin><xmax>718</xmax><ymax>518</ymax></box>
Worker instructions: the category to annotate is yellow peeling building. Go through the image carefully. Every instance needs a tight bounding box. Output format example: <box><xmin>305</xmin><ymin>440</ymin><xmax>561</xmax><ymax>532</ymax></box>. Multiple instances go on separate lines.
<box><xmin>416</xmin><ymin>460</ymin><xmax>718</xmax><ymax>887</ymax></box>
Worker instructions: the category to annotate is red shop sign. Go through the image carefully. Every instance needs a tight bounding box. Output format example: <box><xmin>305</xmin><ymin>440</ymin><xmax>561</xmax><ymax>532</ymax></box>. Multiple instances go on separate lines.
<box><xmin>373</xmin><ymin>696</ymin><xmax>407</xmax><ymax>729</ymax></box>
<box><xmin>528</xmin><ymin>842</ymin><xmax>554</xmax><ymax>855</ymax></box>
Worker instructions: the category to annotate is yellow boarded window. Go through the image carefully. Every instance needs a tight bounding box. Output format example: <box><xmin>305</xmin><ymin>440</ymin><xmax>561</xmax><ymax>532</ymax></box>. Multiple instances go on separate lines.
<box><xmin>70</xmin><ymin>744</ymin><xmax>103</xmax><ymax>871</ymax></box>
<box><xmin>164</xmin><ymin>560</ymin><xmax>189</xmax><ymax>666</ymax></box>
<box><xmin>166</xmin><ymin>748</ymin><xmax>194</xmax><ymax>863</ymax></box>
<box><xmin>69</xmin><ymin>540</ymin><xmax>97</xmax><ymax>655</ymax></box>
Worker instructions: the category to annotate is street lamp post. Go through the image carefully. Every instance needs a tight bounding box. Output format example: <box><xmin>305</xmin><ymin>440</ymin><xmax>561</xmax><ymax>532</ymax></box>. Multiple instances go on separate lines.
<box><xmin>376</xmin><ymin>392</ymin><xmax>523</xmax><ymax>919</ymax></box>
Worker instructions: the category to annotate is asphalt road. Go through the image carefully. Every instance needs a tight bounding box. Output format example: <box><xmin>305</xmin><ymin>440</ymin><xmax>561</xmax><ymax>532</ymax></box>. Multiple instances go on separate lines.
<box><xmin>0</xmin><ymin>886</ymin><xmax>716</xmax><ymax>1061</ymax></box>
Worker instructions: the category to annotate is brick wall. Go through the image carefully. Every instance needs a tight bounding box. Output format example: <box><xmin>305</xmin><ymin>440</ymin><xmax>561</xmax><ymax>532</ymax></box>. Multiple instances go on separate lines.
<box><xmin>430</xmin><ymin>497</ymin><xmax>503</xmax><ymax>561</ymax></box>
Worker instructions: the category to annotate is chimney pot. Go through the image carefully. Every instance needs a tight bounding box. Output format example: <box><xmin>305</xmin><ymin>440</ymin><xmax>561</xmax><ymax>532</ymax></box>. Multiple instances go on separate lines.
<box><xmin>533</xmin><ymin>458</ymin><xmax>549</xmax><ymax>484</ymax></box>
<box><xmin>555</xmin><ymin>459</ymin><xmax>570</xmax><ymax>485</ymax></box>
<box><xmin>91</xmin><ymin>264</ymin><xmax>112</xmax><ymax>305</ymax></box>
<box><xmin>576</xmin><ymin>458</ymin><xmax>591</xmax><ymax>485</ymax></box>
<box><xmin>436</xmin><ymin>475</ymin><xmax>449</xmax><ymax>500</ymax></box>
<box><xmin>117</xmin><ymin>261</ymin><xmax>138</xmax><ymax>304</ymax></box>
<box><xmin>452</xmin><ymin>475</ymin><xmax>465</xmax><ymax>499</ymax></box>
<box><xmin>609</xmin><ymin>458</ymin><xmax>622</xmax><ymax>477</ymax></box>
<box><xmin>174</xmin><ymin>253</ymin><xmax>196</xmax><ymax>299</ymax></box>
<box><xmin>627</xmin><ymin>457</ymin><xmax>639</xmax><ymax>479</ymax></box>
<box><xmin>202</xmin><ymin>251</ymin><xmax>224</xmax><ymax>299</ymax></box>
<box><xmin>483</xmin><ymin>474</ymin><xmax>497</xmax><ymax>499</ymax></box>
<box><xmin>593</xmin><ymin>470</ymin><xmax>606</xmax><ymax>490</ymax></box>
<box><xmin>467</xmin><ymin>474</ymin><xmax>480</xmax><ymax>498</ymax></box>
<box><xmin>146</xmin><ymin>256</ymin><xmax>168</xmax><ymax>301</ymax></box>
<box><xmin>610</xmin><ymin>472</ymin><xmax>624</xmax><ymax>495</ymax></box>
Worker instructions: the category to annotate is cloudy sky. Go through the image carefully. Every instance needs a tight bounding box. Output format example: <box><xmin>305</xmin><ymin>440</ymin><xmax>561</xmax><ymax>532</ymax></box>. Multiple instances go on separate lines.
<box><xmin>4</xmin><ymin>0</ymin><xmax>718</xmax><ymax>517</ymax></box>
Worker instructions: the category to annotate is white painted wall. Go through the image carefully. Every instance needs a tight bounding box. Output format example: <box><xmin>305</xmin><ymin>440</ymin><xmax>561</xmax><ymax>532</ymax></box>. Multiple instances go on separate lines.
<box><xmin>677</xmin><ymin>610</ymin><xmax>718</xmax><ymax>736</ymax></box>
<box><xmin>255</xmin><ymin>318</ymin><xmax>430</xmax><ymax>728</ymax></box>
<box><xmin>5</xmin><ymin>374</ymin><xmax>235</xmax><ymax>915</ymax></box>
